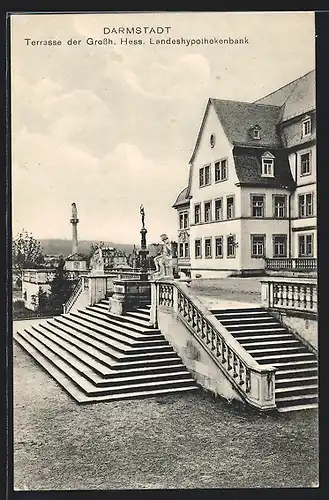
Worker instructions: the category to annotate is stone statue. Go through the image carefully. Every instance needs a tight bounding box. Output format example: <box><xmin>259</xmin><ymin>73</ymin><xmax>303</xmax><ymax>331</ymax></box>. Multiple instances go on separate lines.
<box><xmin>71</xmin><ymin>202</ymin><xmax>78</xmax><ymax>219</ymax></box>
<box><xmin>90</xmin><ymin>247</ymin><xmax>104</xmax><ymax>275</ymax></box>
<box><xmin>153</xmin><ymin>234</ymin><xmax>173</xmax><ymax>279</ymax></box>
<box><xmin>140</xmin><ymin>204</ymin><xmax>145</xmax><ymax>230</ymax></box>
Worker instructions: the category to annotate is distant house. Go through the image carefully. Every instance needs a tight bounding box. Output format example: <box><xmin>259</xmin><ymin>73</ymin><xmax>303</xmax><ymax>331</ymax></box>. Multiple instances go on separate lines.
<box><xmin>173</xmin><ymin>70</ymin><xmax>316</xmax><ymax>278</ymax></box>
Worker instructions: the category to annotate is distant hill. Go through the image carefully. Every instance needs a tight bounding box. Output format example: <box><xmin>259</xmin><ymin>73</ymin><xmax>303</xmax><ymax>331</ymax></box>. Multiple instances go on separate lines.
<box><xmin>39</xmin><ymin>239</ymin><xmax>135</xmax><ymax>257</ymax></box>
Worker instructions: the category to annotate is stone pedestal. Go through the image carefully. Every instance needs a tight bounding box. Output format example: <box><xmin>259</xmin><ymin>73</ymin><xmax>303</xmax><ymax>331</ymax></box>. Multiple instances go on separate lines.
<box><xmin>109</xmin><ymin>279</ymin><xmax>151</xmax><ymax>315</ymax></box>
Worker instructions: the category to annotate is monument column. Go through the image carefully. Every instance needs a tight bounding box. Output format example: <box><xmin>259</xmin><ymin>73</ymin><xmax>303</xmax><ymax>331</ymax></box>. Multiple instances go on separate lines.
<box><xmin>70</xmin><ymin>202</ymin><xmax>79</xmax><ymax>255</ymax></box>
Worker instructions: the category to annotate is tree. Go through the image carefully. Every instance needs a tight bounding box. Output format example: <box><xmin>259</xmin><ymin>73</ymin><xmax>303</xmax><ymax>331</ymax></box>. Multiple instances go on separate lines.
<box><xmin>12</xmin><ymin>230</ymin><xmax>45</xmax><ymax>272</ymax></box>
<box><xmin>48</xmin><ymin>258</ymin><xmax>74</xmax><ymax>312</ymax></box>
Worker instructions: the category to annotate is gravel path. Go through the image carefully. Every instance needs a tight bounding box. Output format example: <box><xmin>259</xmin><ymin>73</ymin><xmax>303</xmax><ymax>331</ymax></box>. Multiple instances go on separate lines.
<box><xmin>13</xmin><ymin>342</ymin><xmax>318</xmax><ymax>490</ymax></box>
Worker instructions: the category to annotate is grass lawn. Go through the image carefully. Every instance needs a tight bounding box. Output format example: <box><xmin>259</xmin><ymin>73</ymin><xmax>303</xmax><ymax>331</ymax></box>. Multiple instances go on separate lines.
<box><xmin>13</xmin><ymin>342</ymin><xmax>318</xmax><ymax>490</ymax></box>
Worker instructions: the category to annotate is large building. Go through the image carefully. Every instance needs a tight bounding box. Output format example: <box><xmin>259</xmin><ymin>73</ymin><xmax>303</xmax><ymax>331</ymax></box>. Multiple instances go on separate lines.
<box><xmin>173</xmin><ymin>70</ymin><xmax>316</xmax><ymax>279</ymax></box>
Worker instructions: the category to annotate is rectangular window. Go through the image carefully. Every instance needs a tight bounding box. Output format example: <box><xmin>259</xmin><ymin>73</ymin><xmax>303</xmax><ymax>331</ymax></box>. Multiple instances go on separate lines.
<box><xmin>299</xmin><ymin>193</ymin><xmax>314</xmax><ymax>218</ymax></box>
<box><xmin>215</xmin><ymin>159</ymin><xmax>228</xmax><ymax>182</ymax></box>
<box><xmin>227</xmin><ymin>196</ymin><xmax>235</xmax><ymax>219</ymax></box>
<box><xmin>273</xmin><ymin>235</ymin><xmax>287</xmax><ymax>257</ymax></box>
<box><xmin>302</xmin><ymin>119</ymin><xmax>311</xmax><ymax>137</ymax></box>
<box><xmin>251</xmin><ymin>235</ymin><xmax>265</xmax><ymax>257</ymax></box>
<box><xmin>204</xmin><ymin>165</ymin><xmax>211</xmax><ymax>185</ymax></box>
<box><xmin>184</xmin><ymin>242</ymin><xmax>189</xmax><ymax>258</ymax></box>
<box><xmin>273</xmin><ymin>195</ymin><xmax>286</xmax><ymax>218</ymax></box>
<box><xmin>179</xmin><ymin>243</ymin><xmax>184</xmax><ymax>258</ymax></box>
<box><xmin>179</xmin><ymin>213</ymin><xmax>184</xmax><ymax>229</ymax></box>
<box><xmin>205</xmin><ymin>238</ymin><xmax>212</xmax><ymax>258</ymax></box>
<box><xmin>298</xmin><ymin>234</ymin><xmax>314</xmax><ymax>257</ymax></box>
<box><xmin>195</xmin><ymin>239</ymin><xmax>202</xmax><ymax>258</ymax></box>
<box><xmin>194</xmin><ymin>204</ymin><xmax>201</xmax><ymax>224</ymax></box>
<box><xmin>262</xmin><ymin>158</ymin><xmax>274</xmax><ymax>177</ymax></box>
<box><xmin>215</xmin><ymin>236</ymin><xmax>223</xmax><ymax>258</ymax></box>
<box><xmin>214</xmin><ymin>198</ymin><xmax>223</xmax><ymax>221</ymax></box>
<box><xmin>183</xmin><ymin>213</ymin><xmax>188</xmax><ymax>228</ymax></box>
<box><xmin>227</xmin><ymin>235</ymin><xmax>236</xmax><ymax>258</ymax></box>
<box><xmin>300</xmin><ymin>152</ymin><xmax>311</xmax><ymax>176</ymax></box>
<box><xmin>204</xmin><ymin>201</ymin><xmax>212</xmax><ymax>222</ymax></box>
<box><xmin>251</xmin><ymin>195</ymin><xmax>265</xmax><ymax>218</ymax></box>
<box><xmin>199</xmin><ymin>168</ymin><xmax>205</xmax><ymax>187</ymax></box>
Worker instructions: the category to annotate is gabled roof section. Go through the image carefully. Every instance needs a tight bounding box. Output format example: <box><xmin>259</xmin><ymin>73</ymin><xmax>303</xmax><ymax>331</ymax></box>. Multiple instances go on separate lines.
<box><xmin>233</xmin><ymin>147</ymin><xmax>295</xmax><ymax>189</ymax></box>
<box><xmin>211</xmin><ymin>99</ymin><xmax>282</xmax><ymax>149</ymax></box>
<box><xmin>66</xmin><ymin>253</ymin><xmax>86</xmax><ymax>262</ymax></box>
<box><xmin>188</xmin><ymin>98</ymin><xmax>282</xmax><ymax>164</ymax></box>
<box><xmin>172</xmin><ymin>186</ymin><xmax>190</xmax><ymax>208</ymax></box>
<box><xmin>255</xmin><ymin>69</ymin><xmax>315</xmax><ymax>122</ymax></box>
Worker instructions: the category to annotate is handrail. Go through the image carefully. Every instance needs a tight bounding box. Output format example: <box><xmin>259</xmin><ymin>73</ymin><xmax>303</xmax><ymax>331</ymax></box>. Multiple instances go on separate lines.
<box><xmin>153</xmin><ymin>279</ymin><xmax>276</xmax><ymax>410</ymax></box>
<box><xmin>261</xmin><ymin>279</ymin><xmax>317</xmax><ymax>314</ymax></box>
<box><xmin>63</xmin><ymin>277</ymin><xmax>83</xmax><ymax>314</ymax></box>
<box><xmin>265</xmin><ymin>257</ymin><xmax>317</xmax><ymax>271</ymax></box>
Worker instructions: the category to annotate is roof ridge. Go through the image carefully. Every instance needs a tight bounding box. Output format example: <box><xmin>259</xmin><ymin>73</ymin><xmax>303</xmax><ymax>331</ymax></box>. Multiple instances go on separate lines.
<box><xmin>254</xmin><ymin>69</ymin><xmax>315</xmax><ymax>103</ymax></box>
<box><xmin>210</xmin><ymin>97</ymin><xmax>280</xmax><ymax>108</ymax></box>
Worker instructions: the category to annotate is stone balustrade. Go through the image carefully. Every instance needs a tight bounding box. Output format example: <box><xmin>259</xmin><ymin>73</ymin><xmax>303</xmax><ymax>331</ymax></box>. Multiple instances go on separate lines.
<box><xmin>150</xmin><ymin>279</ymin><xmax>277</xmax><ymax>411</ymax></box>
<box><xmin>261</xmin><ymin>278</ymin><xmax>317</xmax><ymax>314</ymax></box>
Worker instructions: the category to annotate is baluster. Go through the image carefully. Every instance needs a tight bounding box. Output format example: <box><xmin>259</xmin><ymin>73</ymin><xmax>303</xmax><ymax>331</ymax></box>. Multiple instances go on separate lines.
<box><xmin>211</xmin><ymin>329</ymin><xmax>215</xmax><ymax>350</ymax></box>
<box><xmin>239</xmin><ymin>361</ymin><xmax>245</xmax><ymax>386</ymax></box>
<box><xmin>245</xmin><ymin>369</ymin><xmax>251</xmax><ymax>393</ymax></box>
<box><xmin>197</xmin><ymin>313</ymin><xmax>202</xmax><ymax>334</ymax></box>
<box><xmin>291</xmin><ymin>284</ymin><xmax>295</xmax><ymax>307</ymax></box>
<box><xmin>187</xmin><ymin>303</ymin><xmax>192</xmax><ymax>323</ymax></box>
<box><xmin>216</xmin><ymin>336</ymin><xmax>222</xmax><ymax>358</ymax></box>
<box><xmin>227</xmin><ymin>348</ymin><xmax>232</xmax><ymax>370</ymax></box>
<box><xmin>309</xmin><ymin>285</ymin><xmax>314</xmax><ymax>309</ymax></box>
<box><xmin>273</xmin><ymin>284</ymin><xmax>278</xmax><ymax>306</ymax></box>
<box><xmin>222</xmin><ymin>342</ymin><xmax>226</xmax><ymax>363</ymax></box>
<box><xmin>233</xmin><ymin>354</ymin><xmax>238</xmax><ymax>378</ymax></box>
<box><xmin>296</xmin><ymin>285</ymin><xmax>301</xmax><ymax>308</ymax></box>
<box><xmin>280</xmin><ymin>284</ymin><xmax>284</xmax><ymax>306</ymax></box>
<box><xmin>303</xmin><ymin>286</ymin><xmax>308</xmax><ymax>309</ymax></box>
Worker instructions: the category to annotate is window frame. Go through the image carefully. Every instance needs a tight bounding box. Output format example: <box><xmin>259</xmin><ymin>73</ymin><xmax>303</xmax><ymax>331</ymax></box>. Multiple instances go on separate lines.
<box><xmin>251</xmin><ymin>234</ymin><xmax>266</xmax><ymax>258</ymax></box>
<box><xmin>273</xmin><ymin>234</ymin><xmax>288</xmax><ymax>258</ymax></box>
<box><xmin>251</xmin><ymin>193</ymin><xmax>265</xmax><ymax>218</ymax></box>
<box><xmin>204</xmin><ymin>200</ymin><xmax>212</xmax><ymax>223</ymax></box>
<box><xmin>184</xmin><ymin>242</ymin><xmax>189</xmax><ymax>258</ymax></box>
<box><xmin>226</xmin><ymin>195</ymin><xmax>235</xmax><ymax>220</ymax></box>
<box><xmin>215</xmin><ymin>236</ymin><xmax>224</xmax><ymax>259</ymax></box>
<box><xmin>261</xmin><ymin>152</ymin><xmax>275</xmax><ymax>178</ymax></box>
<box><xmin>301</xmin><ymin>117</ymin><xmax>311</xmax><ymax>138</ymax></box>
<box><xmin>204</xmin><ymin>237</ymin><xmax>212</xmax><ymax>259</ymax></box>
<box><xmin>300</xmin><ymin>150</ymin><xmax>312</xmax><ymax>177</ymax></box>
<box><xmin>298</xmin><ymin>192</ymin><xmax>314</xmax><ymax>218</ymax></box>
<box><xmin>298</xmin><ymin>233</ymin><xmax>314</xmax><ymax>257</ymax></box>
<box><xmin>214</xmin><ymin>197</ymin><xmax>223</xmax><ymax>221</ymax></box>
<box><xmin>199</xmin><ymin>164</ymin><xmax>211</xmax><ymax>187</ymax></box>
<box><xmin>273</xmin><ymin>194</ymin><xmax>287</xmax><ymax>219</ymax></box>
<box><xmin>194</xmin><ymin>203</ymin><xmax>201</xmax><ymax>224</ymax></box>
<box><xmin>214</xmin><ymin>158</ymin><xmax>228</xmax><ymax>183</ymax></box>
<box><xmin>227</xmin><ymin>234</ymin><xmax>236</xmax><ymax>258</ymax></box>
<box><xmin>179</xmin><ymin>243</ymin><xmax>184</xmax><ymax>258</ymax></box>
<box><xmin>195</xmin><ymin>238</ymin><xmax>202</xmax><ymax>259</ymax></box>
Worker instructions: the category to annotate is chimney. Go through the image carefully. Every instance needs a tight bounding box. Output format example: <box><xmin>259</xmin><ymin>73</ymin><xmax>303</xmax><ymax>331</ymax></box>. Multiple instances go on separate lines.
<box><xmin>70</xmin><ymin>202</ymin><xmax>79</xmax><ymax>254</ymax></box>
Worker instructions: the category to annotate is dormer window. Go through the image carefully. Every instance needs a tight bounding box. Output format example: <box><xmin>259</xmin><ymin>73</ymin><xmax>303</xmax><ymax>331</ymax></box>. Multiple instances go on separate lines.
<box><xmin>261</xmin><ymin>152</ymin><xmax>275</xmax><ymax>177</ymax></box>
<box><xmin>302</xmin><ymin>116</ymin><xmax>311</xmax><ymax>137</ymax></box>
<box><xmin>251</xmin><ymin>125</ymin><xmax>261</xmax><ymax>140</ymax></box>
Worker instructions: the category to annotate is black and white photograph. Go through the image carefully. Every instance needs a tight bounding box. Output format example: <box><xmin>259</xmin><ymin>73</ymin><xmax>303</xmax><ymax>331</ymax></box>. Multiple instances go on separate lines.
<box><xmin>10</xmin><ymin>11</ymin><xmax>318</xmax><ymax>490</ymax></box>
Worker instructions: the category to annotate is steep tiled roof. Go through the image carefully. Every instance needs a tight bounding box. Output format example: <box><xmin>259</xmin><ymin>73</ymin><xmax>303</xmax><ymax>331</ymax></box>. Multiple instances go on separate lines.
<box><xmin>233</xmin><ymin>147</ymin><xmax>295</xmax><ymax>189</ymax></box>
<box><xmin>172</xmin><ymin>187</ymin><xmax>190</xmax><ymax>208</ymax></box>
<box><xmin>254</xmin><ymin>70</ymin><xmax>315</xmax><ymax>122</ymax></box>
<box><xmin>211</xmin><ymin>98</ymin><xmax>282</xmax><ymax>148</ymax></box>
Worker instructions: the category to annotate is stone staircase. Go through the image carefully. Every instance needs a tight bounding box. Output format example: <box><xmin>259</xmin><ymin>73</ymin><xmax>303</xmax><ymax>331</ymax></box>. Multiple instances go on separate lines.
<box><xmin>211</xmin><ymin>307</ymin><xmax>318</xmax><ymax>412</ymax></box>
<box><xmin>14</xmin><ymin>300</ymin><xmax>198</xmax><ymax>403</ymax></box>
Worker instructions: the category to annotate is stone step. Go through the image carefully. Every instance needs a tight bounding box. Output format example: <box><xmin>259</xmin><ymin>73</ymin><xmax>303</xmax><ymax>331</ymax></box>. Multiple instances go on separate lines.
<box><xmin>236</xmin><ymin>333</ymin><xmax>294</xmax><ymax>342</ymax></box>
<box><xmin>275</xmin><ymin>367</ymin><xmax>318</xmax><ymax>379</ymax></box>
<box><xmin>272</xmin><ymin>360</ymin><xmax>318</xmax><ymax>370</ymax></box>
<box><xmin>226</xmin><ymin>327</ymin><xmax>287</xmax><ymax>335</ymax></box>
<box><xmin>275</xmin><ymin>393</ymin><xmax>318</xmax><ymax>409</ymax></box>
<box><xmin>71</xmin><ymin>309</ymin><xmax>164</xmax><ymax>340</ymax></box>
<box><xmin>125</xmin><ymin>311</ymin><xmax>151</xmax><ymax>321</ymax></box>
<box><xmin>44</xmin><ymin>319</ymin><xmax>174</xmax><ymax>358</ymax></box>
<box><xmin>247</xmin><ymin>346</ymin><xmax>308</xmax><ymax>357</ymax></box>
<box><xmin>275</xmin><ymin>384</ymin><xmax>318</xmax><ymax>396</ymax></box>
<box><xmin>218</xmin><ymin>317</ymin><xmax>278</xmax><ymax>325</ymax></box>
<box><xmin>53</xmin><ymin>315</ymin><xmax>169</xmax><ymax>352</ymax></box>
<box><xmin>219</xmin><ymin>322</ymin><xmax>281</xmax><ymax>331</ymax></box>
<box><xmin>277</xmin><ymin>403</ymin><xmax>318</xmax><ymax>412</ymax></box>
<box><xmin>211</xmin><ymin>309</ymin><xmax>267</xmax><ymax>317</ymax></box>
<box><xmin>255</xmin><ymin>352</ymin><xmax>315</xmax><ymax>364</ymax></box>
<box><xmin>240</xmin><ymin>339</ymin><xmax>299</xmax><ymax>349</ymax></box>
<box><xmin>275</xmin><ymin>376</ymin><xmax>318</xmax><ymax>388</ymax></box>
<box><xmin>82</xmin><ymin>307</ymin><xmax>159</xmax><ymax>334</ymax></box>
<box><xmin>14</xmin><ymin>334</ymin><xmax>198</xmax><ymax>403</ymax></box>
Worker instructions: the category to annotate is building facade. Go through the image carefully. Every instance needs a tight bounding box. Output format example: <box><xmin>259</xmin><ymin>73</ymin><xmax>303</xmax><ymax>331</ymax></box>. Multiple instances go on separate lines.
<box><xmin>173</xmin><ymin>70</ymin><xmax>316</xmax><ymax>279</ymax></box>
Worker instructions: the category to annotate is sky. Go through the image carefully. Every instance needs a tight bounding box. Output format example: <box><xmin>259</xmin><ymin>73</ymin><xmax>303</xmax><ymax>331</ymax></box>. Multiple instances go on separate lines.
<box><xmin>11</xmin><ymin>11</ymin><xmax>315</xmax><ymax>245</ymax></box>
